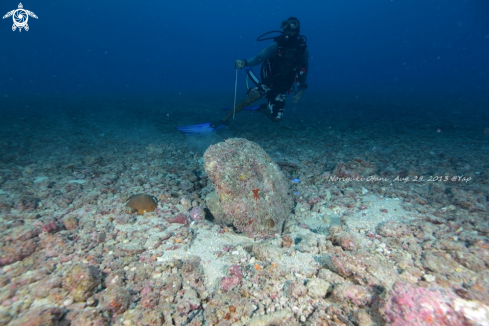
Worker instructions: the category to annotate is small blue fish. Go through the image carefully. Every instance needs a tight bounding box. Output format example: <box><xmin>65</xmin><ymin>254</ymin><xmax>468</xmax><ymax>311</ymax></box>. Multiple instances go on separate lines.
<box><xmin>292</xmin><ymin>179</ymin><xmax>300</xmax><ymax>183</ymax></box>
<box><xmin>294</xmin><ymin>191</ymin><xmax>299</xmax><ymax>195</ymax></box>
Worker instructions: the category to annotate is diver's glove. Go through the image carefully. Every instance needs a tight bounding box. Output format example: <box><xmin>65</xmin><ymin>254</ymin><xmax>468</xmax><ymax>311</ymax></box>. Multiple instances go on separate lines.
<box><xmin>293</xmin><ymin>89</ymin><xmax>304</xmax><ymax>103</ymax></box>
<box><xmin>234</xmin><ymin>59</ymin><xmax>247</xmax><ymax>69</ymax></box>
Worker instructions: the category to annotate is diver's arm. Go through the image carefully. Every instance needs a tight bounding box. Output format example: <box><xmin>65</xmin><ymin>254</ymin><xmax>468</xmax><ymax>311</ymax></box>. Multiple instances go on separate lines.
<box><xmin>245</xmin><ymin>43</ymin><xmax>278</xmax><ymax>67</ymax></box>
<box><xmin>296</xmin><ymin>48</ymin><xmax>309</xmax><ymax>89</ymax></box>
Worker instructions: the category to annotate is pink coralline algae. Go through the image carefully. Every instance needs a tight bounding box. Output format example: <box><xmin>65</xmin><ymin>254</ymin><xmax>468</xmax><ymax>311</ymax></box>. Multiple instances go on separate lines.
<box><xmin>204</xmin><ymin>138</ymin><xmax>293</xmax><ymax>238</ymax></box>
<box><xmin>189</xmin><ymin>206</ymin><xmax>205</xmax><ymax>221</ymax></box>
<box><xmin>165</xmin><ymin>212</ymin><xmax>189</xmax><ymax>225</ymax></box>
<box><xmin>220</xmin><ymin>265</ymin><xmax>243</xmax><ymax>292</ymax></box>
<box><xmin>329</xmin><ymin>226</ymin><xmax>359</xmax><ymax>251</ymax></box>
<box><xmin>41</xmin><ymin>221</ymin><xmax>60</xmax><ymax>233</ymax></box>
<box><xmin>380</xmin><ymin>282</ymin><xmax>467</xmax><ymax>326</ymax></box>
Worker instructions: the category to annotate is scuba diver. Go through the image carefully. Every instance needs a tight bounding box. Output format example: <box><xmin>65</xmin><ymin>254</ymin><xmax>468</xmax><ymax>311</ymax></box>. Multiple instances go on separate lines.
<box><xmin>177</xmin><ymin>17</ymin><xmax>309</xmax><ymax>134</ymax></box>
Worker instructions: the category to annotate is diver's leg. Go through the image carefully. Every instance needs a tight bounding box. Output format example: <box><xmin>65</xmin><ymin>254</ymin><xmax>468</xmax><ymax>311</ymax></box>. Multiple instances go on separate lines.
<box><xmin>223</xmin><ymin>90</ymin><xmax>261</xmax><ymax>123</ymax></box>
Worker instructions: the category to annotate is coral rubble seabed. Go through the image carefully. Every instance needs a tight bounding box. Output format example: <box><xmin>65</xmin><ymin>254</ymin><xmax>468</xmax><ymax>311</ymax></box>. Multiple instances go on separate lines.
<box><xmin>0</xmin><ymin>95</ymin><xmax>488</xmax><ymax>325</ymax></box>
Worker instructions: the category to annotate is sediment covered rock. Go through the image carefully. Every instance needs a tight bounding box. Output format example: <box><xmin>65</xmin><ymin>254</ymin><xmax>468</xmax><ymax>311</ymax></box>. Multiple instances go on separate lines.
<box><xmin>204</xmin><ymin>138</ymin><xmax>293</xmax><ymax>238</ymax></box>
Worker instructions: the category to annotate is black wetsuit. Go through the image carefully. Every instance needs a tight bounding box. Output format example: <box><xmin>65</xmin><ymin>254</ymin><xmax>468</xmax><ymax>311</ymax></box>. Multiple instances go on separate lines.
<box><xmin>245</xmin><ymin>38</ymin><xmax>309</xmax><ymax>119</ymax></box>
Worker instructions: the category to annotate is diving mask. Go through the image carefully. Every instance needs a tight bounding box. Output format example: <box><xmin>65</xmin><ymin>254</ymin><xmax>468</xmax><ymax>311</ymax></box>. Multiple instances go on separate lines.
<box><xmin>281</xmin><ymin>19</ymin><xmax>300</xmax><ymax>31</ymax></box>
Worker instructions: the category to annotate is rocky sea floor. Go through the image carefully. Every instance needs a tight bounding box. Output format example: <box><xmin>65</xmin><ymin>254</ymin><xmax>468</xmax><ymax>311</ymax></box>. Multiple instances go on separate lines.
<box><xmin>0</xmin><ymin>93</ymin><xmax>488</xmax><ymax>325</ymax></box>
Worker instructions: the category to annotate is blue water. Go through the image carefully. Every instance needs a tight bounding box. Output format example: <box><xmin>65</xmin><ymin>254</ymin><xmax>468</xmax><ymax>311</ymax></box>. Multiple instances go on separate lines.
<box><xmin>1</xmin><ymin>0</ymin><xmax>488</xmax><ymax>99</ymax></box>
<box><xmin>1</xmin><ymin>0</ymin><xmax>488</xmax><ymax>160</ymax></box>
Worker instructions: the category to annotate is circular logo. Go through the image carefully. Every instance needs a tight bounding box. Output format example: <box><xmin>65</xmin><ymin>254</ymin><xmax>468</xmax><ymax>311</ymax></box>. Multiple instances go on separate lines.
<box><xmin>14</xmin><ymin>9</ymin><xmax>28</xmax><ymax>27</ymax></box>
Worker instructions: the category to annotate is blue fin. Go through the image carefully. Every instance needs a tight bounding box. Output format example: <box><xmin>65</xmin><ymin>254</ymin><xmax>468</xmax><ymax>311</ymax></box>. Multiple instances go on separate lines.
<box><xmin>176</xmin><ymin>121</ymin><xmax>226</xmax><ymax>135</ymax></box>
<box><xmin>221</xmin><ymin>105</ymin><xmax>260</xmax><ymax>111</ymax></box>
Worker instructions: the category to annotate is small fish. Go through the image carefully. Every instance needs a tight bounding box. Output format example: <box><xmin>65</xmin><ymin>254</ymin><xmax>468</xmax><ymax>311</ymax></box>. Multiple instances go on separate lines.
<box><xmin>292</xmin><ymin>179</ymin><xmax>300</xmax><ymax>183</ymax></box>
<box><xmin>294</xmin><ymin>191</ymin><xmax>299</xmax><ymax>195</ymax></box>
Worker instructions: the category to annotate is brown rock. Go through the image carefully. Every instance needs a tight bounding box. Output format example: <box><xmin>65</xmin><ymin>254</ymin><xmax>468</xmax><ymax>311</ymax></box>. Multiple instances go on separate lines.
<box><xmin>101</xmin><ymin>286</ymin><xmax>131</xmax><ymax>314</ymax></box>
<box><xmin>422</xmin><ymin>252</ymin><xmax>460</xmax><ymax>275</ymax></box>
<box><xmin>325</xmin><ymin>251</ymin><xmax>399</xmax><ymax>288</ymax></box>
<box><xmin>285</xmin><ymin>280</ymin><xmax>308</xmax><ymax>299</ymax></box>
<box><xmin>282</xmin><ymin>235</ymin><xmax>294</xmax><ymax>248</ymax></box>
<box><xmin>332</xmin><ymin>231</ymin><xmax>359</xmax><ymax>251</ymax></box>
<box><xmin>6</xmin><ymin>306</ymin><xmax>64</xmax><ymax>326</ymax></box>
<box><xmin>204</xmin><ymin>138</ymin><xmax>292</xmax><ymax>238</ymax></box>
<box><xmin>62</xmin><ymin>216</ymin><xmax>78</xmax><ymax>230</ymax></box>
<box><xmin>125</xmin><ymin>194</ymin><xmax>157</xmax><ymax>215</ymax></box>
<box><xmin>63</xmin><ymin>263</ymin><xmax>101</xmax><ymax>302</ymax></box>
<box><xmin>331</xmin><ymin>282</ymin><xmax>373</xmax><ymax>307</ymax></box>
<box><xmin>377</xmin><ymin>221</ymin><xmax>412</xmax><ymax>238</ymax></box>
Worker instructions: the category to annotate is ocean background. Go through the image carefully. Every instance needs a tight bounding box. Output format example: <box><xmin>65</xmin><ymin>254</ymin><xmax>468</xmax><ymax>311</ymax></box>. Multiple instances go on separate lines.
<box><xmin>2</xmin><ymin>0</ymin><xmax>489</xmax><ymax>144</ymax></box>
<box><xmin>1</xmin><ymin>0</ymin><xmax>489</xmax><ymax>172</ymax></box>
<box><xmin>1</xmin><ymin>0</ymin><xmax>488</xmax><ymax>153</ymax></box>
<box><xmin>2</xmin><ymin>0</ymin><xmax>489</xmax><ymax>96</ymax></box>
<box><xmin>1</xmin><ymin>0</ymin><xmax>489</xmax><ymax>325</ymax></box>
